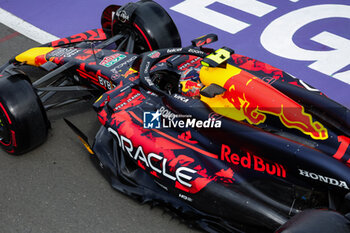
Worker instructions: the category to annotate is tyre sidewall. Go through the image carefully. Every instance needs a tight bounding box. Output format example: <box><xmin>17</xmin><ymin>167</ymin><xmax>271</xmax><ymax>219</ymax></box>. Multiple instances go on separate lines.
<box><xmin>0</xmin><ymin>75</ymin><xmax>48</xmax><ymax>155</ymax></box>
<box><xmin>132</xmin><ymin>1</ymin><xmax>181</xmax><ymax>49</ymax></box>
<box><xmin>112</xmin><ymin>1</ymin><xmax>181</xmax><ymax>51</ymax></box>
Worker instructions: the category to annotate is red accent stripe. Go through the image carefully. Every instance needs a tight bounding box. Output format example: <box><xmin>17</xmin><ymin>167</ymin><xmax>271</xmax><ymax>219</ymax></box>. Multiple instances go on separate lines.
<box><xmin>333</xmin><ymin>135</ymin><xmax>350</xmax><ymax>160</ymax></box>
<box><xmin>77</xmin><ymin>71</ymin><xmax>92</xmax><ymax>80</ymax></box>
<box><xmin>0</xmin><ymin>103</ymin><xmax>12</xmax><ymax>124</ymax></box>
<box><xmin>0</xmin><ymin>141</ymin><xmax>11</xmax><ymax>146</ymax></box>
<box><xmin>77</xmin><ymin>70</ymin><xmax>98</xmax><ymax>81</ymax></box>
<box><xmin>0</xmin><ymin>136</ymin><xmax>11</xmax><ymax>146</ymax></box>
<box><xmin>133</xmin><ymin>23</ymin><xmax>153</xmax><ymax>51</ymax></box>
<box><xmin>77</xmin><ymin>70</ymin><xmax>106</xmax><ymax>89</ymax></box>
<box><xmin>0</xmin><ymin>103</ymin><xmax>13</xmax><ymax>146</ymax></box>
<box><xmin>129</xmin><ymin>111</ymin><xmax>218</xmax><ymax>159</ymax></box>
<box><xmin>0</xmin><ymin>32</ymin><xmax>20</xmax><ymax>43</ymax></box>
<box><xmin>11</xmin><ymin>130</ymin><xmax>16</xmax><ymax>147</ymax></box>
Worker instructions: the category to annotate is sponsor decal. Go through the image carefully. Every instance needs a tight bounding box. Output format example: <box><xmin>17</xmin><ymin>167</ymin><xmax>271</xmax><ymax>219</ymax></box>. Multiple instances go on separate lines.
<box><xmin>167</xmin><ymin>48</ymin><xmax>182</xmax><ymax>53</ymax></box>
<box><xmin>208</xmin><ymin>112</ymin><xmax>223</xmax><ymax>121</ymax></box>
<box><xmin>50</xmin><ymin>29</ymin><xmax>107</xmax><ymax>47</ymax></box>
<box><xmin>98</xmin><ymin>76</ymin><xmax>116</xmax><ymax>90</ymax></box>
<box><xmin>178</xmin><ymin>193</ymin><xmax>193</xmax><ymax>202</ymax></box>
<box><xmin>49</xmin><ymin>48</ymin><xmax>80</xmax><ymax>58</ymax></box>
<box><xmin>223</xmin><ymin>74</ymin><xmax>327</xmax><ymax>139</ymax></box>
<box><xmin>200</xmin><ymin>64</ymin><xmax>328</xmax><ymax>140</ymax></box>
<box><xmin>159</xmin><ymin>106</ymin><xmax>177</xmax><ymax>121</ymax></box>
<box><xmin>173</xmin><ymin>94</ymin><xmax>189</xmax><ymax>103</ymax></box>
<box><xmin>144</xmin><ymin>61</ymin><xmax>151</xmax><ymax>73</ymax></box>
<box><xmin>114</xmin><ymin>55</ymin><xmax>137</xmax><ymax>69</ymax></box>
<box><xmin>113</xmin><ymin>89</ymin><xmax>145</xmax><ymax>111</ymax></box>
<box><xmin>148</xmin><ymin>51</ymin><xmax>161</xmax><ymax>59</ymax></box>
<box><xmin>221</xmin><ymin>144</ymin><xmax>286</xmax><ymax>178</ymax></box>
<box><xmin>106</xmin><ymin>110</ymin><xmax>234</xmax><ymax>193</ymax></box>
<box><xmin>144</xmin><ymin>75</ymin><xmax>153</xmax><ymax>86</ymax></box>
<box><xmin>156</xmin><ymin>62</ymin><xmax>165</xmax><ymax>68</ymax></box>
<box><xmin>115</xmin><ymin>93</ymin><xmax>142</xmax><ymax>110</ymax></box>
<box><xmin>108</xmin><ymin>127</ymin><xmax>197</xmax><ymax>188</ymax></box>
<box><xmin>261</xmin><ymin>76</ymin><xmax>277</xmax><ymax>85</ymax></box>
<box><xmin>188</xmin><ymin>48</ymin><xmax>205</xmax><ymax>55</ymax></box>
<box><xmin>146</xmin><ymin>91</ymin><xmax>158</xmax><ymax>97</ymax></box>
<box><xmin>179</xmin><ymin>57</ymin><xmax>201</xmax><ymax>70</ymax></box>
<box><xmin>99</xmin><ymin>53</ymin><xmax>126</xmax><ymax>67</ymax></box>
<box><xmin>123</xmin><ymin>68</ymin><xmax>138</xmax><ymax>79</ymax></box>
<box><xmin>298</xmin><ymin>169</ymin><xmax>349</xmax><ymax>190</ymax></box>
<box><xmin>110</xmin><ymin>73</ymin><xmax>120</xmax><ymax>81</ymax></box>
<box><xmin>169</xmin><ymin>55</ymin><xmax>182</xmax><ymax>63</ymax></box>
<box><xmin>128</xmin><ymin>76</ymin><xmax>139</xmax><ymax>82</ymax></box>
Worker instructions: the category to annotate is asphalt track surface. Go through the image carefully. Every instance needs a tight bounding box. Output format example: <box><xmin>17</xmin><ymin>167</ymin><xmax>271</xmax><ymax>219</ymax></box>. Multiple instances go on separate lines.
<box><xmin>0</xmin><ymin>23</ymin><xmax>199</xmax><ymax>233</ymax></box>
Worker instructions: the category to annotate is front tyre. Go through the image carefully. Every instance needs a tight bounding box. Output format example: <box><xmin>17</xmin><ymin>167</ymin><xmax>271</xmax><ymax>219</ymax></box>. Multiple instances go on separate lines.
<box><xmin>102</xmin><ymin>1</ymin><xmax>181</xmax><ymax>53</ymax></box>
<box><xmin>0</xmin><ymin>75</ymin><xmax>49</xmax><ymax>155</ymax></box>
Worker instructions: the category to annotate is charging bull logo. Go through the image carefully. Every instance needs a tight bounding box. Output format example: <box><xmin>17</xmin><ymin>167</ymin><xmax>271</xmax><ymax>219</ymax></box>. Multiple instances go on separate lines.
<box><xmin>123</xmin><ymin>68</ymin><xmax>137</xmax><ymax>78</ymax></box>
<box><xmin>200</xmin><ymin>65</ymin><xmax>328</xmax><ymax>140</ymax></box>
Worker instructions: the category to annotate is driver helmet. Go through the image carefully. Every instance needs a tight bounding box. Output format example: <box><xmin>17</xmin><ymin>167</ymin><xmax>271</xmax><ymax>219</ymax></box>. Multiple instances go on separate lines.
<box><xmin>179</xmin><ymin>67</ymin><xmax>203</xmax><ymax>98</ymax></box>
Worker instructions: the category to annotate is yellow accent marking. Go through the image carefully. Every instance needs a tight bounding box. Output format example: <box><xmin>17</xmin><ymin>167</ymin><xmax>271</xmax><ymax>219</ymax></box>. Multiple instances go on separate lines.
<box><xmin>95</xmin><ymin>95</ymin><xmax>103</xmax><ymax>104</ymax></box>
<box><xmin>246</xmin><ymin>79</ymin><xmax>253</xmax><ymax>86</ymax></box>
<box><xmin>15</xmin><ymin>47</ymin><xmax>55</xmax><ymax>66</ymax></box>
<box><xmin>201</xmin><ymin>48</ymin><xmax>231</xmax><ymax>67</ymax></box>
<box><xmin>199</xmin><ymin>64</ymin><xmax>246</xmax><ymax>121</ymax></box>
<box><xmin>180</xmin><ymin>81</ymin><xmax>189</xmax><ymax>93</ymax></box>
<box><xmin>200</xmin><ymin>64</ymin><xmax>241</xmax><ymax>87</ymax></box>
<box><xmin>201</xmin><ymin>61</ymin><xmax>210</xmax><ymax>67</ymax></box>
<box><xmin>196</xmin><ymin>35</ymin><xmax>206</xmax><ymax>39</ymax></box>
<box><xmin>78</xmin><ymin>136</ymin><xmax>94</xmax><ymax>155</ymax></box>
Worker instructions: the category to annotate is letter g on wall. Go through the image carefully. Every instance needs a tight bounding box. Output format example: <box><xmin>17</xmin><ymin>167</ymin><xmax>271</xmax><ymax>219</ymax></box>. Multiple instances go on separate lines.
<box><xmin>261</xmin><ymin>4</ymin><xmax>350</xmax><ymax>84</ymax></box>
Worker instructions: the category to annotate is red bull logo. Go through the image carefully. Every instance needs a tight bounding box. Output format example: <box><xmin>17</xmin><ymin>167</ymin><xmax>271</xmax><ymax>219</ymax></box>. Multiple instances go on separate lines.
<box><xmin>200</xmin><ymin>65</ymin><xmax>328</xmax><ymax>140</ymax></box>
<box><xmin>123</xmin><ymin>68</ymin><xmax>138</xmax><ymax>79</ymax></box>
<box><xmin>221</xmin><ymin>144</ymin><xmax>286</xmax><ymax>178</ymax></box>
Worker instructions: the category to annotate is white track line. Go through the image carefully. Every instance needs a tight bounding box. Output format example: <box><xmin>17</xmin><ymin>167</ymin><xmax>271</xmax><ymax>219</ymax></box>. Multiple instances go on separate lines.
<box><xmin>0</xmin><ymin>8</ymin><xmax>59</xmax><ymax>44</ymax></box>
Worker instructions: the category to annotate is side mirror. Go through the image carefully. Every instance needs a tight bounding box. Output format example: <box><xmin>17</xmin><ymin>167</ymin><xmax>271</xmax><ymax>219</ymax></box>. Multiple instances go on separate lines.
<box><xmin>200</xmin><ymin>83</ymin><xmax>226</xmax><ymax>98</ymax></box>
<box><xmin>191</xmin><ymin>34</ymin><xmax>218</xmax><ymax>47</ymax></box>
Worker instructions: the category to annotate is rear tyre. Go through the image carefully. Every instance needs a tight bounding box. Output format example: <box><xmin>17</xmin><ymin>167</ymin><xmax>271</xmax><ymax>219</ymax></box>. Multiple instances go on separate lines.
<box><xmin>0</xmin><ymin>75</ymin><xmax>49</xmax><ymax>155</ymax></box>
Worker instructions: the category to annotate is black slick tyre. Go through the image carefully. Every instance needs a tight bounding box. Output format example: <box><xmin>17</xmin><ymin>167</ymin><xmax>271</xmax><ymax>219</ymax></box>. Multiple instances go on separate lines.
<box><xmin>130</xmin><ymin>0</ymin><xmax>182</xmax><ymax>50</ymax></box>
<box><xmin>0</xmin><ymin>75</ymin><xmax>49</xmax><ymax>155</ymax></box>
<box><xmin>103</xmin><ymin>1</ymin><xmax>181</xmax><ymax>53</ymax></box>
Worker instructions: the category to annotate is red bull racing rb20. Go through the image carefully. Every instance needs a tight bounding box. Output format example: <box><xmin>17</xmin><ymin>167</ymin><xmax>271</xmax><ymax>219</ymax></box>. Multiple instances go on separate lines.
<box><xmin>0</xmin><ymin>1</ymin><xmax>350</xmax><ymax>232</ymax></box>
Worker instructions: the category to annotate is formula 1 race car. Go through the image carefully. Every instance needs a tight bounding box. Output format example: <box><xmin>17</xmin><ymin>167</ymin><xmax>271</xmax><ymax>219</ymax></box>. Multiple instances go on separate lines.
<box><xmin>0</xmin><ymin>1</ymin><xmax>349</xmax><ymax>232</ymax></box>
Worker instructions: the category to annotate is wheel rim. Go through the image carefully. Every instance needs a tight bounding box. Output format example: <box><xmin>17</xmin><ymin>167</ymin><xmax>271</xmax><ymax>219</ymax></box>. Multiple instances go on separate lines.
<box><xmin>0</xmin><ymin>113</ymin><xmax>10</xmax><ymax>144</ymax></box>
